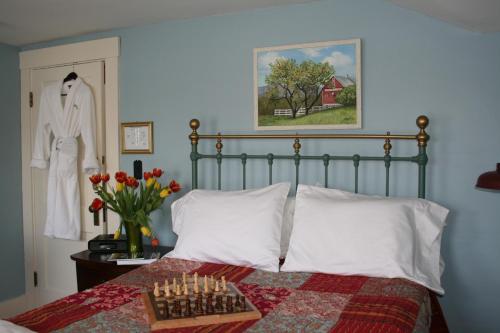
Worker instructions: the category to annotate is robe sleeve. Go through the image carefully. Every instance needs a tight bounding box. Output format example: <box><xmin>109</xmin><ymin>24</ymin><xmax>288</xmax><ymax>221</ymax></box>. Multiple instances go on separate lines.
<box><xmin>80</xmin><ymin>89</ymin><xmax>100</xmax><ymax>174</ymax></box>
<box><xmin>31</xmin><ymin>90</ymin><xmax>52</xmax><ymax>169</ymax></box>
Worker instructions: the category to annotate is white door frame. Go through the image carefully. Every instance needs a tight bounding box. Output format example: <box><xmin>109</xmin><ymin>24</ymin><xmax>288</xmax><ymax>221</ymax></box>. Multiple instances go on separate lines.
<box><xmin>19</xmin><ymin>37</ymin><xmax>120</xmax><ymax>309</ymax></box>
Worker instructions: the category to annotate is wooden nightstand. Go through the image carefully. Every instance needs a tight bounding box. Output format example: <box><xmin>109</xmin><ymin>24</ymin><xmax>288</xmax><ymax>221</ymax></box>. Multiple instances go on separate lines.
<box><xmin>70</xmin><ymin>245</ymin><xmax>174</xmax><ymax>292</ymax></box>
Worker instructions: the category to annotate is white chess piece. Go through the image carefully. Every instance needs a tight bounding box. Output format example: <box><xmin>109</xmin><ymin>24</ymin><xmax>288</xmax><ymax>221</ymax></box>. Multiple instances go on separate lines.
<box><xmin>154</xmin><ymin>282</ymin><xmax>161</xmax><ymax>297</ymax></box>
<box><xmin>215</xmin><ymin>281</ymin><xmax>220</xmax><ymax>293</ymax></box>
<box><xmin>164</xmin><ymin>280</ymin><xmax>170</xmax><ymax>297</ymax></box>
<box><xmin>204</xmin><ymin>275</ymin><xmax>209</xmax><ymax>294</ymax></box>
<box><xmin>221</xmin><ymin>276</ymin><xmax>227</xmax><ymax>292</ymax></box>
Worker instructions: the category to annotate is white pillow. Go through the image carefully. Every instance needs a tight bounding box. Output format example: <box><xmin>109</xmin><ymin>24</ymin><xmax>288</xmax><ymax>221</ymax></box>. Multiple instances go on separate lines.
<box><xmin>166</xmin><ymin>183</ymin><xmax>290</xmax><ymax>272</ymax></box>
<box><xmin>281</xmin><ymin>185</ymin><xmax>449</xmax><ymax>294</ymax></box>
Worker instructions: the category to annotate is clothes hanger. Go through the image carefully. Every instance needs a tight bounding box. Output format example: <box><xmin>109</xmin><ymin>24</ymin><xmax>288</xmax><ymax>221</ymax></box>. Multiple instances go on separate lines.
<box><xmin>61</xmin><ymin>65</ymin><xmax>78</xmax><ymax>96</ymax></box>
<box><xmin>63</xmin><ymin>71</ymin><xmax>78</xmax><ymax>83</ymax></box>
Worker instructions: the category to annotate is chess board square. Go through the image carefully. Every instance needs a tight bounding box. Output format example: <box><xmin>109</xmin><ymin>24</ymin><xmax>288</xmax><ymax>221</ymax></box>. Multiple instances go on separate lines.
<box><xmin>332</xmin><ymin>294</ymin><xmax>421</xmax><ymax>333</ymax></box>
<box><xmin>299</xmin><ymin>273</ymin><xmax>368</xmax><ymax>294</ymax></box>
<box><xmin>272</xmin><ymin>290</ymin><xmax>351</xmax><ymax>320</ymax></box>
<box><xmin>241</xmin><ymin>270</ymin><xmax>312</xmax><ymax>289</ymax></box>
<box><xmin>245</xmin><ymin>312</ymin><xmax>336</xmax><ymax>333</ymax></box>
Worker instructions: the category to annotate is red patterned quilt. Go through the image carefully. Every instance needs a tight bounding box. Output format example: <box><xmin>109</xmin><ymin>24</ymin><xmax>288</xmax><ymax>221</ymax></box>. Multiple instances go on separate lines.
<box><xmin>9</xmin><ymin>258</ymin><xmax>435</xmax><ymax>332</ymax></box>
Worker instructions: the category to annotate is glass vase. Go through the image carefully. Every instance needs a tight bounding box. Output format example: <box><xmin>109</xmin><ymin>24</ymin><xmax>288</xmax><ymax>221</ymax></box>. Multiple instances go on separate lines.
<box><xmin>124</xmin><ymin>220</ymin><xmax>143</xmax><ymax>258</ymax></box>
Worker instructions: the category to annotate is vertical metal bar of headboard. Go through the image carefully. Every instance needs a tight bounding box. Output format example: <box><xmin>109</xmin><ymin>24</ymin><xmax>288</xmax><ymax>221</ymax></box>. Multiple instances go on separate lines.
<box><xmin>323</xmin><ymin>154</ymin><xmax>330</xmax><ymax>188</ymax></box>
<box><xmin>267</xmin><ymin>154</ymin><xmax>274</xmax><ymax>185</ymax></box>
<box><xmin>353</xmin><ymin>154</ymin><xmax>360</xmax><ymax>193</ymax></box>
<box><xmin>416</xmin><ymin>116</ymin><xmax>429</xmax><ymax>199</ymax></box>
<box><xmin>217</xmin><ymin>157</ymin><xmax>222</xmax><ymax>190</ymax></box>
<box><xmin>293</xmin><ymin>138</ymin><xmax>301</xmax><ymax>190</ymax></box>
<box><xmin>241</xmin><ymin>154</ymin><xmax>247</xmax><ymax>190</ymax></box>
<box><xmin>189</xmin><ymin>119</ymin><xmax>200</xmax><ymax>189</ymax></box>
<box><xmin>384</xmin><ymin>133</ymin><xmax>392</xmax><ymax>197</ymax></box>
<box><xmin>216</xmin><ymin>133</ymin><xmax>223</xmax><ymax>190</ymax></box>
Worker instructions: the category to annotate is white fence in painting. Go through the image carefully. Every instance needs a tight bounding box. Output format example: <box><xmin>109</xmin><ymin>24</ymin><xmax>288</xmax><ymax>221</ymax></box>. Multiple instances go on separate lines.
<box><xmin>274</xmin><ymin>104</ymin><xmax>342</xmax><ymax>117</ymax></box>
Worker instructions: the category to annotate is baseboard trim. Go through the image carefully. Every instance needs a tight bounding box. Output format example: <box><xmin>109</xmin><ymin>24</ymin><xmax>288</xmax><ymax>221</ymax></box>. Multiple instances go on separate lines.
<box><xmin>0</xmin><ymin>295</ymin><xmax>28</xmax><ymax>318</ymax></box>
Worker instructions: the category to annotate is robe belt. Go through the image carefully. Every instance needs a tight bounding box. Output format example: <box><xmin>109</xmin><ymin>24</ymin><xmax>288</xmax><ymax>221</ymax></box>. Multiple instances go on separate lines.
<box><xmin>53</xmin><ymin>137</ymin><xmax>78</xmax><ymax>157</ymax></box>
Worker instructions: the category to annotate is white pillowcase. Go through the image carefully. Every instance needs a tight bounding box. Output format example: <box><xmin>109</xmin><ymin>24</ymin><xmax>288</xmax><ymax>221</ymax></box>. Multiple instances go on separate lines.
<box><xmin>166</xmin><ymin>183</ymin><xmax>290</xmax><ymax>272</ymax></box>
<box><xmin>281</xmin><ymin>185</ymin><xmax>449</xmax><ymax>294</ymax></box>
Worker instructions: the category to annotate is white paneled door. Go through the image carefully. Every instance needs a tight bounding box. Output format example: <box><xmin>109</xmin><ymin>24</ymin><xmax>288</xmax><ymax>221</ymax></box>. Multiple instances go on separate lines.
<box><xmin>30</xmin><ymin>61</ymin><xmax>106</xmax><ymax>305</ymax></box>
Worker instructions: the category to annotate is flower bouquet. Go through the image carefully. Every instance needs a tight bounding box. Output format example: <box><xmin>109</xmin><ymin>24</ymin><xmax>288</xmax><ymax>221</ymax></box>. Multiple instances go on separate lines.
<box><xmin>89</xmin><ymin>168</ymin><xmax>181</xmax><ymax>258</ymax></box>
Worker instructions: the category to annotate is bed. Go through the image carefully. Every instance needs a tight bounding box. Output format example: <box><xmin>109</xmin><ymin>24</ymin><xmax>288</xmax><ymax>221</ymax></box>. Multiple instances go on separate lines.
<box><xmin>7</xmin><ymin>116</ymin><xmax>449</xmax><ymax>332</ymax></box>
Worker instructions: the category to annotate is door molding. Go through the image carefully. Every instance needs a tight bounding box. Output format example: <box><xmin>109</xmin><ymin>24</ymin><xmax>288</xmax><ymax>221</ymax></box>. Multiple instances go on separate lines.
<box><xmin>20</xmin><ymin>37</ymin><xmax>120</xmax><ymax>306</ymax></box>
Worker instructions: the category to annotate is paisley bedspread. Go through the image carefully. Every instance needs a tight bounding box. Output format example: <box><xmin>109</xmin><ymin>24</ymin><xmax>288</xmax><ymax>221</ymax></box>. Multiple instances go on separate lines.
<box><xmin>8</xmin><ymin>257</ymin><xmax>441</xmax><ymax>332</ymax></box>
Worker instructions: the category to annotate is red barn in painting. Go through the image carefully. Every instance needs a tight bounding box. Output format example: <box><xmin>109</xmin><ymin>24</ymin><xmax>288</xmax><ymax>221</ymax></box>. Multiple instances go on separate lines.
<box><xmin>321</xmin><ymin>75</ymin><xmax>355</xmax><ymax>106</ymax></box>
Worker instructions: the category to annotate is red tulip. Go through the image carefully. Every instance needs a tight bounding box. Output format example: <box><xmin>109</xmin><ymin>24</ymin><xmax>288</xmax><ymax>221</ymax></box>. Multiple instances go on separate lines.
<box><xmin>89</xmin><ymin>174</ymin><xmax>101</xmax><ymax>185</ymax></box>
<box><xmin>169</xmin><ymin>180</ymin><xmax>181</xmax><ymax>193</ymax></box>
<box><xmin>151</xmin><ymin>238</ymin><xmax>160</xmax><ymax>247</ymax></box>
<box><xmin>152</xmin><ymin>168</ymin><xmax>163</xmax><ymax>178</ymax></box>
<box><xmin>115</xmin><ymin>171</ymin><xmax>127</xmax><ymax>183</ymax></box>
<box><xmin>125</xmin><ymin>176</ymin><xmax>139</xmax><ymax>188</ymax></box>
<box><xmin>90</xmin><ymin>198</ymin><xmax>104</xmax><ymax>212</ymax></box>
<box><xmin>144</xmin><ymin>172</ymin><xmax>153</xmax><ymax>181</ymax></box>
<box><xmin>101</xmin><ymin>173</ymin><xmax>110</xmax><ymax>183</ymax></box>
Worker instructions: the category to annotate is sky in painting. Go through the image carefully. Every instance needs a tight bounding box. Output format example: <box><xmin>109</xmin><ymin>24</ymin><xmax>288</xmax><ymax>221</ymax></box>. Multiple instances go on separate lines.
<box><xmin>257</xmin><ymin>42</ymin><xmax>357</xmax><ymax>87</ymax></box>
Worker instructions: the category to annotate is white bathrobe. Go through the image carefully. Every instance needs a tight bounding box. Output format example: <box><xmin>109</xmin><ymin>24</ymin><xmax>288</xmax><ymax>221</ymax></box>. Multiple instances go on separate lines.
<box><xmin>31</xmin><ymin>78</ymin><xmax>100</xmax><ymax>240</ymax></box>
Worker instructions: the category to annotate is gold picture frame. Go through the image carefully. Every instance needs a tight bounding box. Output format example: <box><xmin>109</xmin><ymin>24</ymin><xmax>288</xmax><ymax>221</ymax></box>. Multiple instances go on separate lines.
<box><xmin>120</xmin><ymin>121</ymin><xmax>154</xmax><ymax>154</ymax></box>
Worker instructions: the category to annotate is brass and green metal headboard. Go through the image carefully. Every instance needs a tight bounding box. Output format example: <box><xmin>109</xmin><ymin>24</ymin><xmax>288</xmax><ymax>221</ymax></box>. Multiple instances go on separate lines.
<box><xmin>188</xmin><ymin>116</ymin><xmax>430</xmax><ymax>198</ymax></box>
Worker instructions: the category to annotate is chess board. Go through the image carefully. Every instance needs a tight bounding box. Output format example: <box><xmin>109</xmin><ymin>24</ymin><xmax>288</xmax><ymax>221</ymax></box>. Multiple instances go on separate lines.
<box><xmin>142</xmin><ymin>275</ymin><xmax>261</xmax><ymax>330</ymax></box>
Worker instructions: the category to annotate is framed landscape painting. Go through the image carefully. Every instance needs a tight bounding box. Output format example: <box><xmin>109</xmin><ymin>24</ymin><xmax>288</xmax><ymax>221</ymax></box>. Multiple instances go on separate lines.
<box><xmin>254</xmin><ymin>39</ymin><xmax>361</xmax><ymax>130</ymax></box>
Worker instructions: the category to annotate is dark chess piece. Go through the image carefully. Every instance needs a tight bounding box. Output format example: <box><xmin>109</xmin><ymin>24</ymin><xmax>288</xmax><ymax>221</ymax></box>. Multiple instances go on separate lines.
<box><xmin>226</xmin><ymin>295</ymin><xmax>233</xmax><ymax>313</ymax></box>
<box><xmin>215</xmin><ymin>295</ymin><xmax>224</xmax><ymax>312</ymax></box>
<box><xmin>184</xmin><ymin>298</ymin><xmax>192</xmax><ymax>317</ymax></box>
<box><xmin>173</xmin><ymin>299</ymin><xmax>182</xmax><ymax>317</ymax></box>
<box><xmin>241</xmin><ymin>296</ymin><xmax>247</xmax><ymax>311</ymax></box>
<box><xmin>206</xmin><ymin>294</ymin><xmax>214</xmax><ymax>314</ymax></box>
<box><xmin>235</xmin><ymin>295</ymin><xmax>241</xmax><ymax>309</ymax></box>
<box><xmin>164</xmin><ymin>301</ymin><xmax>170</xmax><ymax>319</ymax></box>
<box><xmin>194</xmin><ymin>294</ymin><xmax>203</xmax><ymax>314</ymax></box>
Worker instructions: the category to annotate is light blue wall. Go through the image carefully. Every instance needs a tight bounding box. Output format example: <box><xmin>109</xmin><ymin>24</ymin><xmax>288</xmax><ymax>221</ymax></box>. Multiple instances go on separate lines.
<box><xmin>0</xmin><ymin>42</ymin><xmax>23</xmax><ymax>301</ymax></box>
<box><xmin>22</xmin><ymin>0</ymin><xmax>500</xmax><ymax>331</ymax></box>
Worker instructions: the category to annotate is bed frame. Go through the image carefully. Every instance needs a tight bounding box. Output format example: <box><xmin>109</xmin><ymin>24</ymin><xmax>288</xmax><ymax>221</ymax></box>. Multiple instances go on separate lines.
<box><xmin>188</xmin><ymin>115</ymin><xmax>430</xmax><ymax>198</ymax></box>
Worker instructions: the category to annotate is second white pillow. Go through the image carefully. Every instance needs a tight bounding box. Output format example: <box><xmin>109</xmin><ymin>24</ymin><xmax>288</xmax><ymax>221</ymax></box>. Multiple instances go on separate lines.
<box><xmin>281</xmin><ymin>185</ymin><xmax>449</xmax><ymax>294</ymax></box>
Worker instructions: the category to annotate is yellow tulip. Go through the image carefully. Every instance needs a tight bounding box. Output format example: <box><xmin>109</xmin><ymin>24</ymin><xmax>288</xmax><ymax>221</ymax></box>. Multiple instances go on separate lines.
<box><xmin>160</xmin><ymin>188</ymin><xmax>170</xmax><ymax>198</ymax></box>
<box><xmin>146</xmin><ymin>178</ymin><xmax>156</xmax><ymax>188</ymax></box>
<box><xmin>113</xmin><ymin>229</ymin><xmax>121</xmax><ymax>239</ymax></box>
<box><xmin>154</xmin><ymin>182</ymin><xmax>161</xmax><ymax>190</ymax></box>
<box><xmin>116</xmin><ymin>182</ymin><xmax>124</xmax><ymax>192</ymax></box>
<box><xmin>140</xmin><ymin>226</ymin><xmax>152</xmax><ymax>237</ymax></box>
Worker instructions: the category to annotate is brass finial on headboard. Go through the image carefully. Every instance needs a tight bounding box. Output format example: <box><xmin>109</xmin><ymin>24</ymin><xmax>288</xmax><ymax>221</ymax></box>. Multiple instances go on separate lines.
<box><xmin>293</xmin><ymin>136</ymin><xmax>301</xmax><ymax>154</ymax></box>
<box><xmin>384</xmin><ymin>132</ymin><xmax>392</xmax><ymax>155</ymax></box>
<box><xmin>189</xmin><ymin>119</ymin><xmax>200</xmax><ymax>144</ymax></box>
<box><xmin>216</xmin><ymin>132</ymin><xmax>223</xmax><ymax>153</ymax></box>
<box><xmin>416</xmin><ymin>115</ymin><xmax>429</xmax><ymax>147</ymax></box>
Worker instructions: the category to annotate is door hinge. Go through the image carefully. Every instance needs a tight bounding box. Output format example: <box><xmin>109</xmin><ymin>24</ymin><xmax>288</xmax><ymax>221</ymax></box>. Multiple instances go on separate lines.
<box><xmin>29</xmin><ymin>92</ymin><xmax>33</xmax><ymax>108</ymax></box>
<box><xmin>101</xmin><ymin>155</ymin><xmax>106</xmax><ymax>165</ymax></box>
<box><xmin>34</xmin><ymin>271</ymin><xmax>38</xmax><ymax>287</ymax></box>
<box><xmin>103</xmin><ymin>62</ymin><xmax>106</xmax><ymax>85</ymax></box>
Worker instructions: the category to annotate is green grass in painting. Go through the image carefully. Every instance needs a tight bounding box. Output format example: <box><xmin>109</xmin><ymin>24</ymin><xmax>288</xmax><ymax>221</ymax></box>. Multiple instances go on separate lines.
<box><xmin>258</xmin><ymin>106</ymin><xmax>356</xmax><ymax>126</ymax></box>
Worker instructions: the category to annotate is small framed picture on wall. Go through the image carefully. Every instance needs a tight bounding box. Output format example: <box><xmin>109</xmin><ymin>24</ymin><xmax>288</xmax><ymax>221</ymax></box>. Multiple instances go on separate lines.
<box><xmin>121</xmin><ymin>121</ymin><xmax>154</xmax><ymax>154</ymax></box>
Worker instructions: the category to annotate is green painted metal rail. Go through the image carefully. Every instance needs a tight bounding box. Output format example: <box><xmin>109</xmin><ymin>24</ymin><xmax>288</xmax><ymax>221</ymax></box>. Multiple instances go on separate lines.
<box><xmin>188</xmin><ymin>116</ymin><xmax>430</xmax><ymax>198</ymax></box>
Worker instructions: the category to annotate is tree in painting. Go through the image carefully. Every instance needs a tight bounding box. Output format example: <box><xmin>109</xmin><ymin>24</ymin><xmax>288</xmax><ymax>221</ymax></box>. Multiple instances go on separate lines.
<box><xmin>266</xmin><ymin>59</ymin><xmax>334</xmax><ymax>118</ymax></box>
